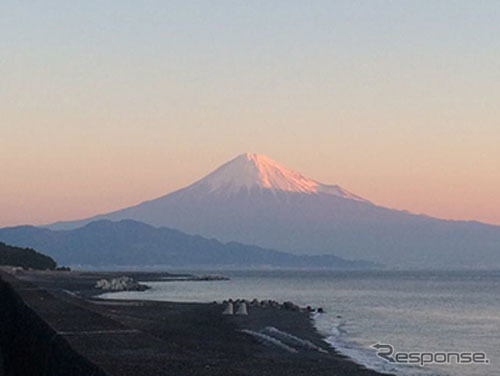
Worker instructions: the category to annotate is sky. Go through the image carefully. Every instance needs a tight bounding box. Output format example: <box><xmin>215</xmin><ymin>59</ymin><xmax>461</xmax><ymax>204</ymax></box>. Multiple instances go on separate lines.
<box><xmin>1</xmin><ymin>1</ymin><xmax>500</xmax><ymax>227</ymax></box>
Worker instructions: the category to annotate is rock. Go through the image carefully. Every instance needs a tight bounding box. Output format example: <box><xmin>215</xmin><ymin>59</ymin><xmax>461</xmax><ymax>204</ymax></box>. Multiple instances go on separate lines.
<box><xmin>282</xmin><ymin>301</ymin><xmax>300</xmax><ymax>311</ymax></box>
<box><xmin>55</xmin><ymin>266</ymin><xmax>71</xmax><ymax>271</ymax></box>
<box><xmin>270</xmin><ymin>300</ymin><xmax>280</xmax><ymax>308</ymax></box>
<box><xmin>192</xmin><ymin>274</ymin><xmax>229</xmax><ymax>281</ymax></box>
<box><xmin>94</xmin><ymin>276</ymin><xmax>149</xmax><ymax>292</ymax></box>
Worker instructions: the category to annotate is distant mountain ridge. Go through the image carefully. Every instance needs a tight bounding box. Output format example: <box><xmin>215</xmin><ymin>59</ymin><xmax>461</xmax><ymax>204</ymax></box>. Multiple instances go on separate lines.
<box><xmin>46</xmin><ymin>153</ymin><xmax>500</xmax><ymax>268</ymax></box>
<box><xmin>0</xmin><ymin>220</ymin><xmax>373</xmax><ymax>268</ymax></box>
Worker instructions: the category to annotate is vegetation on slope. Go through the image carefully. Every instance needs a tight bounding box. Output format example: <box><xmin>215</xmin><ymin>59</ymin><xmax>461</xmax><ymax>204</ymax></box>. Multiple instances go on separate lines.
<box><xmin>0</xmin><ymin>242</ymin><xmax>57</xmax><ymax>270</ymax></box>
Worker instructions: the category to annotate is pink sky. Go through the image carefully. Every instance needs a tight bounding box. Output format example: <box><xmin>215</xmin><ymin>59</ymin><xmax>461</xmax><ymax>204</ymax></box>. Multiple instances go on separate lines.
<box><xmin>2</xmin><ymin>140</ymin><xmax>499</xmax><ymax>227</ymax></box>
<box><xmin>2</xmin><ymin>2</ymin><xmax>499</xmax><ymax>227</ymax></box>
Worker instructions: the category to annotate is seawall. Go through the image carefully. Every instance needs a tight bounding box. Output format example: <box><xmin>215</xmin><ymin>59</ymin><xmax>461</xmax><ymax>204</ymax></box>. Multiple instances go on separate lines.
<box><xmin>0</xmin><ymin>271</ymin><xmax>108</xmax><ymax>376</ymax></box>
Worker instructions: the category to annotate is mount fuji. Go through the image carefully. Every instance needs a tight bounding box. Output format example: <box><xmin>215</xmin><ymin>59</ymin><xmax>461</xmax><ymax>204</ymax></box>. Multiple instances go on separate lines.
<box><xmin>47</xmin><ymin>153</ymin><xmax>500</xmax><ymax>268</ymax></box>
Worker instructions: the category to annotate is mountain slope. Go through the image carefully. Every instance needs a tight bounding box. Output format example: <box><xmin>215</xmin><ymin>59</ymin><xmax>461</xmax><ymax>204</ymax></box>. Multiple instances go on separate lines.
<box><xmin>0</xmin><ymin>242</ymin><xmax>57</xmax><ymax>270</ymax></box>
<box><xmin>0</xmin><ymin>220</ymin><xmax>373</xmax><ymax>268</ymax></box>
<box><xmin>46</xmin><ymin>153</ymin><xmax>500</xmax><ymax>268</ymax></box>
<box><xmin>188</xmin><ymin>153</ymin><xmax>365</xmax><ymax>199</ymax></box>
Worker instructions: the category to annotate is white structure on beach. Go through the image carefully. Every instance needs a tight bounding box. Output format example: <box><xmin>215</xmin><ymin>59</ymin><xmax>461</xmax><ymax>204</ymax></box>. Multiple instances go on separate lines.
<box><xmin>235</xmin><ymin>302</ymin><xmax>248</xmax><ymax>315</ymax></box>
<box><xmin>222</xmin><ymin>302</ymin><xmax>234</xmax><ymax>315</ymax></box>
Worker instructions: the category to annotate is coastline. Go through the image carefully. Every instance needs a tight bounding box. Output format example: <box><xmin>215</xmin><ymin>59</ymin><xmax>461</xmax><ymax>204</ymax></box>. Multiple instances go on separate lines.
<box><xmin>0</xmin><ymin>268</ymin><xmax>391</xmax><ymax>376</ymax></box>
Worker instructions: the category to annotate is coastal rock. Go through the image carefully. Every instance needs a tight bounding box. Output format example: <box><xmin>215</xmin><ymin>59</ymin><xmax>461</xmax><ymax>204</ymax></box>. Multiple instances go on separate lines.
<box><xmin>282</xmin><ymin>301</ymin><xmax>300</xmax><ymax>311</ymax></box>
<box><xmin>191</xmin><ymin>274</ymin><xmax>229</xmax><ymax>281</ymax></box>
<box><xmin>95</xmin><ymin>276</ymin><xmax>149</xmax><ymax>292</ymax></box>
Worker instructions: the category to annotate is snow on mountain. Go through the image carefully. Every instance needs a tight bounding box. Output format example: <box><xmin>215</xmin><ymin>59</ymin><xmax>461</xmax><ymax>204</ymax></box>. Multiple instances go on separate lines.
<box><xmin>185</xmin><ymin>152</ymin><xmax>365</xmax><ymax>201</ymax></box>
<box><xmin>43</xmin><ymin>152</ymin><xmax>500</xmax><ymax>268</ymax></box>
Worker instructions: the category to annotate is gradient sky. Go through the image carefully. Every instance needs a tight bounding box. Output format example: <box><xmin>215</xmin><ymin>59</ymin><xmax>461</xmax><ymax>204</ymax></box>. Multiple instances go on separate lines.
<box><xmin>2</xmin><ymin>1</ymin><xmax>500</xmax><ymax>227</ymax></box>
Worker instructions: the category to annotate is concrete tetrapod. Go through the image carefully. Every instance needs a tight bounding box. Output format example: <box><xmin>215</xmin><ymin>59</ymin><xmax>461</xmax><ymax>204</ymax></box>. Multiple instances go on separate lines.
<box><xmin>235</xmin><ymin>302</ymin><xmax>248</xmax><ymax>315</ymax></box>
<box><xmin>222</xmin><ymin>301</ymin><xmax>234</xmax><ymax>315</ymax></box>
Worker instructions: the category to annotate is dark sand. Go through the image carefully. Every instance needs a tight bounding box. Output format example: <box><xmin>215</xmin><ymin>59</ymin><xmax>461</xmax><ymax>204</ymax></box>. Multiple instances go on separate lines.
<box><xmin>2</xmin><ymin>269</ymin><xmax>390</xmax><ymax>376</ymax></box>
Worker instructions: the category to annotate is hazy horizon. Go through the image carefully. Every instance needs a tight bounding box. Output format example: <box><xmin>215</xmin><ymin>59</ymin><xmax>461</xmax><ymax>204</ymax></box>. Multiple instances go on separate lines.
<box><xmin>2</xmin><ymin>1</ymin><xmax>500</xmax><ymax>227</ymax></box>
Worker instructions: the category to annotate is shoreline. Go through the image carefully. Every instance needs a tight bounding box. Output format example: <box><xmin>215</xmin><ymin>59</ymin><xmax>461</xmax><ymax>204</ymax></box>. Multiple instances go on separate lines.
<box><xmin>0</xmin><ymin>268</ymin><xmax>391</xmax><ymax>376</ymax></box>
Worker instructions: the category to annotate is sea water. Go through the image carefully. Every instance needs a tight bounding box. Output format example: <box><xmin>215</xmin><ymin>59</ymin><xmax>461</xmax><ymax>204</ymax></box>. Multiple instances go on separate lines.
<box><xmin>101</xmin><ymin>270</ymin><xmax>500</xmax><ymax>376</ymax></box>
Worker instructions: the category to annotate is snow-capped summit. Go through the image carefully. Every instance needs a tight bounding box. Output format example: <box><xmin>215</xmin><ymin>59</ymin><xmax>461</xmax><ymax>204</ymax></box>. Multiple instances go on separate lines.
<box><xmin>186</xmin><ymin>152</ymin><xmax>365</xmax><ymax>200</ymax></box>
<box><xmin>45</xmin><ymin>152</ymin><xmax>500</xmax><ymax>268</ymax></box>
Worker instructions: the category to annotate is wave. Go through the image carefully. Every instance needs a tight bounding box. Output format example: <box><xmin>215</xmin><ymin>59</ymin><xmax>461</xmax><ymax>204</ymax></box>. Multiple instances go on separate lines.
<box><xmin>312</xmin><ymin>314</ymin><xmax>432</xmax><ymax>376</ymax></box>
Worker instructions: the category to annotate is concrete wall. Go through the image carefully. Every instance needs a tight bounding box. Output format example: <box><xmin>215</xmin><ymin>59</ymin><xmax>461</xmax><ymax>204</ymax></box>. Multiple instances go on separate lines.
<box><xmin>0</xmin><ymin>273</ymin><xmax>107</xmax><ymax>376</ymax></box>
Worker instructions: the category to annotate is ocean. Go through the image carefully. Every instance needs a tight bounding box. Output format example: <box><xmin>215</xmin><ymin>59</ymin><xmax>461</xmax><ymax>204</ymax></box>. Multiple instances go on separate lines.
<box><xmin>101</xmin><ymin>269</ymin><xmax>499</xmax><ymax>376</ymax></box>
